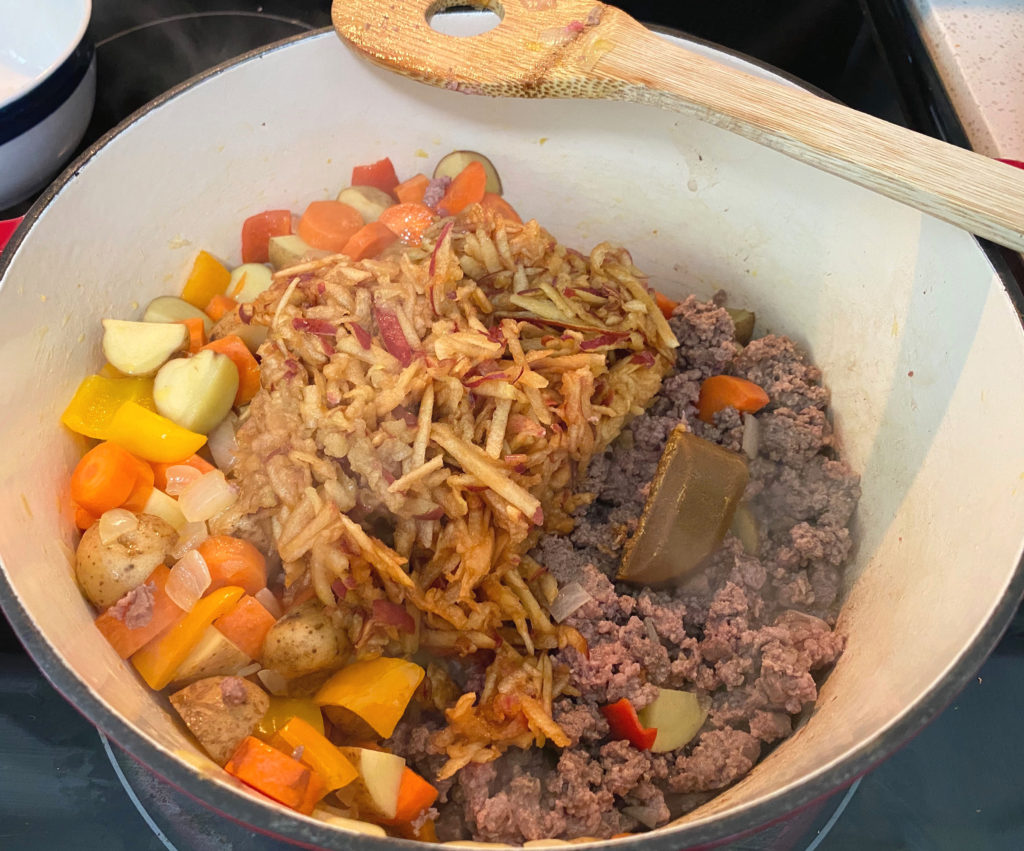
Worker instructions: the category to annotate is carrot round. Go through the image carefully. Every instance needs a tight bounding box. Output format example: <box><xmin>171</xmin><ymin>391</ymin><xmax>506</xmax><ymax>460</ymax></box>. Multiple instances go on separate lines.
<box><xmin>297</xmin><ymin>201</ymin><xmax>363</xmax><ymax>253</ymax></box>
<box><xmin>121</xmin><ymin>454</ymin><xmax>156</xmax><ymax>513</ymax></box>
<box><xmin>197</xmin><ymin>535</ymin><xmax>267</xmax><ymax>595</ymax></box>
<box><xmin>654</xmin><ymin>291</ymin><xmax>678</xmax><ymax>320</ymax></box>
<box><xmin>201</xmin><ymin>334</ymin><xmax>261</xmax><ymax>405</ymax></box>
<box><xmin>697</xmin><ymin>375</ymin><xmax>770</xmax><ymax>423</ymax></box>
<box><xmin>437</xmin><ymin>160</ymin><xmax>487</xmax><ymax>216</ymax></box>
<box><xmin>341</xmin><ymin>221</ymin><xmax>399</xmax><ymax>262</ymax></box>
<box><xmin>70</xmin><ymin>441</ymin><xmax>143</xmax><ymax>516</ymax></box>
<box><xmin>394</xmin><ymin>173</ymin><xmax>429</xmax><ymax>205</ymax></box>
<box><xmin>74</xmin><ymin>504</ymin><xmax>97</xmax><ymax>531</ymax></box>
<box><xmin>480</xmin><ymin>192</ymin><xmax>522</xmax><ymax>224</ymax></box>
<box><xmin>377</xmin><ymin>203</ymin><xmax>437</xmax><ymax>245</ymax></box>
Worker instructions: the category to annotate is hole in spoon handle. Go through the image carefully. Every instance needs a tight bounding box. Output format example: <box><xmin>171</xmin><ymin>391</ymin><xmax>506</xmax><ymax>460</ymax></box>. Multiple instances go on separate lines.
<box><xmin>426</xmin><ymin>1</ymin><xmax>503</xmax><ymax>36</ymax></box>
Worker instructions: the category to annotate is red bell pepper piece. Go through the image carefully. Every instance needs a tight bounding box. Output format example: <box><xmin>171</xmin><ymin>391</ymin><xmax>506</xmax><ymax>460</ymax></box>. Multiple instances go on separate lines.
<box><xmin>351</xmin><ymin>156</ymin><xmax>400</xmax><ymax>196</ymax></box>
<box><xmin>241</xmin><ymin>209</ymin><xmax>292</xmax><ymax>263</ymax></box>
<box><xmin>600</xmin><ymin>698</ymin><xmax>657</xmax><ymax>750</ymax></box>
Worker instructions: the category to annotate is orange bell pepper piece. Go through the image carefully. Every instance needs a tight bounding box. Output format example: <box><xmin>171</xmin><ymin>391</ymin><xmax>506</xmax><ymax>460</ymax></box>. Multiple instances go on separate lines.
<box><xmin>131</xmin><ymin>586</ymin><xmax>244</xmax><ymax>689</ymax></box>
<box><xmin>271</xmin><ymin>717</ymin><xmax>358</xmax><ymax>792</ymax></box>
<box><xmin>314</xmin><ymin>657</ymin><xmax>424</xmax><ymax>738</ymax></box>
<box><xmin>255</xmin><ymin>697</ymin><xmax>326</xmax><ymax>740</ymax></box>
<box><xmin>181</xmin><ymin>250</ymin><xmax>231</xmax><ymax>310</ymax></box>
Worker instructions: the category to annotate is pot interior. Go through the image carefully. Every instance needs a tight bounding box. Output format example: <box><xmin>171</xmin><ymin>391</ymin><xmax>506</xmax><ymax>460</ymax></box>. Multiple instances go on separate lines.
<box><xmin>1</xmin><ymin>26</ymin><xmax>1023</xmax><ymax>848</ymax></box>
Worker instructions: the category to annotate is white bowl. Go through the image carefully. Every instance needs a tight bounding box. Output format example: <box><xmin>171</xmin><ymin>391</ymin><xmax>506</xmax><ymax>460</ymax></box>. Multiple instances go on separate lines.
<box><xmin>0</xmin><ymin>0</ymin><xmax>94</xmax><ymax>209</ymax></box>
<box><xmin>1</xmin><ymin>22</ymin><xmax>1024</xmax><ymax>850</ymax></box>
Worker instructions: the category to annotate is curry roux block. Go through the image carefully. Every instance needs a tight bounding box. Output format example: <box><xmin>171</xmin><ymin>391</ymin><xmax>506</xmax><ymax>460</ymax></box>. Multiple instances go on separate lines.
<box><xmin>618</xmin><ymin>425</ymin><xmax>749</xmax><ymax>585</ymax></box>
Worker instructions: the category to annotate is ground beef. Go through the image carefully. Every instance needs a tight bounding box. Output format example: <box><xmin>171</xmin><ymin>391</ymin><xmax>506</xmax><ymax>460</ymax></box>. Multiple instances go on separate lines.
<box><xmin>106</xmin><ymin>580</ymin><xmax>155</xmax><ymax>629</ymax></box>
<box><xmin>422</xmin><ymin>298</ymin><xmax>858</xmax><ymax>842</ymax></box>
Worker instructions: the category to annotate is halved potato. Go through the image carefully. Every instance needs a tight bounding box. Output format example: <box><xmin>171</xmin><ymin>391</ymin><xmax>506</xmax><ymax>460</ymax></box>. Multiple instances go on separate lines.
<box><xmin>143</xmin><ymin>295</ymin><xmax>214</xmax><ymax>335</ymax></box>
<box><xmin>336</xmin><ymin>185</ymin><xmax>393</xmax><ymax>223</ymax></box>
<box><xmin>433</xmin><ymin>150</ymin><xmax>503</xmax><ymax>195</ymax></box>
<box><xmin>170</xmin><ymin>625</ymin><xmax>250</xmax><ymax>687</ymax></box>
<box><xmin>153</xmin><ymin>348</ymin><xmax>239</xmax><ymax>434</ymax></box>
<box><xmin>101</xmin><ymin>319</ymin><xmax>188</xmax><ymax>376</ymax></box>
<box><xmin>267</xmin><ymin>234</ymin><xmax>330</xmax><ymax>272</ymax></box>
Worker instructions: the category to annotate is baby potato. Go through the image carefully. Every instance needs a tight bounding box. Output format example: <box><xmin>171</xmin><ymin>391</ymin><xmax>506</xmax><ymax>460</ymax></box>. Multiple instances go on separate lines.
<box><xmin>170</xmin><ymin>675</ymin><xmax>270</xmax><ymax>765</ymax></box>
<box><xmin>75</xmin><ymin>513</ymin><xmax>176</xmax><ymax>608</ymax></box>
<box><xmin>261</xmin><ymin>600</ymin><xmax>350</xmax><ymax>679</ymax></box>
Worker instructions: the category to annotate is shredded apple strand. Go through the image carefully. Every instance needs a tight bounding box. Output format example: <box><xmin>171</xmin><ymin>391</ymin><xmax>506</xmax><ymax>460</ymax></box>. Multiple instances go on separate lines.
<box><xmin>214</xmin><ymin>204</ymin><xmax>678</xmax><ymax>771</ymax></box>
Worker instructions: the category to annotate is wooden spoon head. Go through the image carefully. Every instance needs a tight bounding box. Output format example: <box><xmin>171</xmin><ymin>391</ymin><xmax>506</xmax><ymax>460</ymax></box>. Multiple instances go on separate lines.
<box><xmin>331</xmin><ymin>0</ymin><xmax>639</xmax><ymax>97</ymax></box>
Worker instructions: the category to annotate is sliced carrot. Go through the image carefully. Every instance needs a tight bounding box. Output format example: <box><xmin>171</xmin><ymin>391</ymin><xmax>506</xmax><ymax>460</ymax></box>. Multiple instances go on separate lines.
<box><xmin>480</xmin><ymin>192</ymin><xmax>522</xmax><ymax>224</ymax></box>
<box><xmin>697</xmin><ymin>374</ymin><xmax>770</xmax><ymax>423</ymax></box>
<box><xmin>74</xmin><ymin>504</ymin><xmax>97</xmax><ymax>531</ymax></box>
<box><xmin>341</xmin><ymin>221</ymin><xmax>399</xmax><ymax>262</ymax></box>
<box><xmin>205</xmin><ymin>294</ymin><xmax>238</xmax><ymax>322</ymax></box>
<box><xmin>297</xmin><ymin>201</ymin><xmax>363</xmax><ymax>253</ymax></box>
<box><xmin>654</xmin><ymin>291</ymin><xmax>678</xmax><ymax>320</ymax></box>
<box><xmin>351</xmin><ymin>157</ymin><xmax>400</xmax><ymax>196</ymax></box>
<box><xmin>224</xmin><ymin>736</ymin><xmax>326</xmax><ymax>815</ymax></box>
<box><xmin>380</xmin><ymin>767</ymin><xmax>439</xmax><ymax>825</ymax></box>
<box><xmin>70</xmin><ymin>441</ymin><xmax>142</xmax><ymax>516</ymax></box>
<box><xmin>377</xmin><ymin>203</ymin><xmax>437</xmax><ymax>245</ymax></box>
<box><xmin>197</xmin><ymin>536</ymin><xmax>267</xmax><ymax>595</ymax></box>
<box><xmin>150</xmin><ymin>453</ymin><xmax>215</xmax><ymax>491</ymax></box>
<box><xmin>94</xmin><ymin>565</ymin><xmax>185</xmax><ymax>658</ymax></box>
<box><xmin>437</xmin><ymin>160</ymin><xmax>487</xmax><ymax>216</ymax></box>
<box><xmin>394</xmin><ymin>173</ymin><xmax>429</xmax><ymax>205</ymax></box>
<box><xmin>242</xmin><ymin>209</ymin><xmax>292</xmax><ymax>264</ymax></box>
<box><xmin>179</xmin><ymin>317</ymin><xmax>206</xmax><ymax>354</ymax></box>
<box><xmin>213</xmin><ymin>594</ymin><xmax>276</xmax><ymax>659</ymax></box>
<box><xmin>201</xmin><ymin>334</ymin><xmax>261</xmax><ymax>405</ymax></box>
<box><xmin>121</xmin><ymin>454</ymin><xmax>156</xmax><ymax>513</ymax></box>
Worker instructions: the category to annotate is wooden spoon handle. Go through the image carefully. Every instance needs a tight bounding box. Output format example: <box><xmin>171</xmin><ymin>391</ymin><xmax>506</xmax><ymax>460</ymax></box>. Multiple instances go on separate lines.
<box><xmin>334</xmin><ymin>0</ymin><xmax>1024</xmax><ymax>252</ymax></box>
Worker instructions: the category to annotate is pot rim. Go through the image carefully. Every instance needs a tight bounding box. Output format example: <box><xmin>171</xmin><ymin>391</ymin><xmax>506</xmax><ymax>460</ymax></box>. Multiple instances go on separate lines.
<box><xmin>2</xmin><ymin>22</ymin><xmax>1023</xmax><ymax>851</ymax></box>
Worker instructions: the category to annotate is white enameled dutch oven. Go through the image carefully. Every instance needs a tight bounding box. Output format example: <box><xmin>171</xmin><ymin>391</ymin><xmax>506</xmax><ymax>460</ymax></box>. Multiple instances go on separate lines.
<box><xmin>1</xmin><ymin>18</ymin><xmax>1023</xmax><ymax>850</ymax></box>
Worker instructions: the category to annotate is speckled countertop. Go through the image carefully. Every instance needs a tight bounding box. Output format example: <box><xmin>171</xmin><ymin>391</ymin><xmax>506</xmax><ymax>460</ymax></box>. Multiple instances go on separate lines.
<box><xmin>905</xmin><ymin>0</ymin><xmax>1023</xmax><ymax>158</ymax></box>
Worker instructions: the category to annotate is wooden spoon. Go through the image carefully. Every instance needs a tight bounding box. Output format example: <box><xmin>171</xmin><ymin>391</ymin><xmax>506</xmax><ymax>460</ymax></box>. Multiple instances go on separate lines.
<box><xmin>333</xmin><ymin>0</ymin><xmax>1024</xmax><ymax>252</ymax></box>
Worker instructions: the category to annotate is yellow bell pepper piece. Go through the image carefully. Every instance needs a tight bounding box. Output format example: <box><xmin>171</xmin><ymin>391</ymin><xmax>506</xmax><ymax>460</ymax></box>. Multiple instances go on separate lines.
<box><xmin>315</xmin><ymin>657</ymin><xmax>425</xmax><ymax>739</ymax></box>
<box><xmin>61</xmin><ymin>374</ymin><xmax>155</xmax><ymax>439</ymax></box>
<box><xmin>106</xmin><ymin>401</ymin><xmax>206</xmax><ymax>463</ymax></box>
<box><xmin>181</xmin><ymin>250</ymin><xmax>231</xmax><ymax>310</ymax></box>
<box><xmin>271</xmin><ymin>716</ymin><xmax>358</xmax><ymax>792</ymax></box>
<box><xmin>132</xmin><ymin>586</ymin><xmax>245</xmax><ymax>690</ymax></box>
<box><xmin>256</xmin><ymin>697</ymin><xmax>326</xmax><ymax>740</ymax></box>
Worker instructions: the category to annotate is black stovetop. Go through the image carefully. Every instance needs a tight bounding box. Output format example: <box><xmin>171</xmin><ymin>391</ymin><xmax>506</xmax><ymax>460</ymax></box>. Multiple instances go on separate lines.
<box><xmin>1</xmin><ymin>2</ymin><xmax>1022</xmax><ymax>849</ymax></box>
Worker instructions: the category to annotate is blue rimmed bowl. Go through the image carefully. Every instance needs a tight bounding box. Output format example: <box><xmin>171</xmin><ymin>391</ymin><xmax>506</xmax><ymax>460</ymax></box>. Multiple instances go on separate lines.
<box><xmin>0</xmin><ymin>0</ymin><xmax>94</xmax><ymax>209</ymax></box>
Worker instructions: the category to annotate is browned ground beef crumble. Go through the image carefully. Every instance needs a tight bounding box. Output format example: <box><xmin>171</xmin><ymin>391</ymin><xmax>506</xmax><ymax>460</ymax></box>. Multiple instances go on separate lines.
<box><xmin>388</xmin><ymin>296</ymin><xmax>859</xmax><ymax>842</ymax></box>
